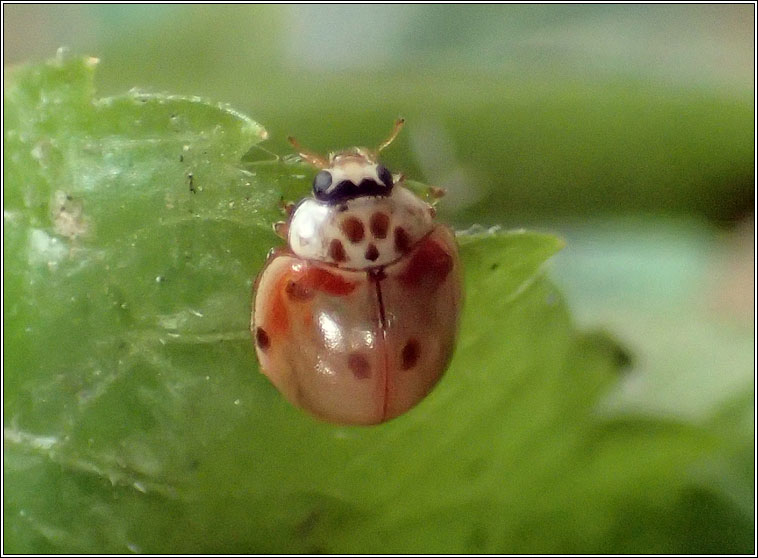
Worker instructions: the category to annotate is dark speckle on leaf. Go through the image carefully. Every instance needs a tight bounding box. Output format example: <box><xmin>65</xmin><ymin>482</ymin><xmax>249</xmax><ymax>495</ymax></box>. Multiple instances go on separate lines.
<box><xmin>467</xmin><ymin>524</ymin><xmax>488</xmax><ymax>552</ymax></box>
<box><xmin>614</xmin><ymin>346</ymin><xmax>633</xmax><ymax>369</ymax></box>
<box><xmin>296</xmin><ymin>510</ymin><xmax>320</xmax><ymax>537</ymax></box>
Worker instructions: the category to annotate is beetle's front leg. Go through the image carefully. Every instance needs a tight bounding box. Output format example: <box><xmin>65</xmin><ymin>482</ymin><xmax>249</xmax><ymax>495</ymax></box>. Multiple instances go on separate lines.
<box><xmin>273</xmin><ymin>198</ymin><xmax>297</xmax><ymax>239</ymax></box>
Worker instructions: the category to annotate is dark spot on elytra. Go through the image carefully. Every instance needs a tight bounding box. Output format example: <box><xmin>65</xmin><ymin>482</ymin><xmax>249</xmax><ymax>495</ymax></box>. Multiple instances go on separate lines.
<box><xmin>398</xmin><ymin>239</ymin><xmax>453</xmax><ymax>289</ymax></box>
<box><xmin>285</xmin><ymin>279</ymin><xmax>314</xmax><ymax>301</ymax></box>
<box><xmin>365</xmin><ymin>243</ymin><xmax>379</xmax><ymax>261</ymax></box>
<box><xmin>394</xmin><ymin>227</ymin><xmax>411</xmax><ymax>253</ymax></box>
<box><xmin>255</xmin><ymin>327</ymin><xmax>270</xmax><ymax>350</ymax></box>
<box><xmin>370</xmin><ymin>212</ymin><xmax>390</xmax><ymax>239</ymax></box>
<box><xmin>300</xmin><ymin>267</ymin><xmax>357</xmax><ymax>296</ymax></box>
<box><xmin>490</xmin><ymin>262</ymin><xmax>499</xmax><ymax>271</ymax></box>
<box><xmin>348</xmin><ymin>353</ymin><xmax>371</xmax><ymax>379</ymax></box>
<box><xmin>328</xmin><ymin>239</ymin><xmax>347</xmax><ymax>262</ymax></box>
<box><xmin>340</xmin><ymin>217</ymin><xmax>365</xmax><ymax>243</ymax></box>
<box><xmin>401</xmin><ymin>339</ymin><xmax>420</xmax><ymax>369</ymax></box>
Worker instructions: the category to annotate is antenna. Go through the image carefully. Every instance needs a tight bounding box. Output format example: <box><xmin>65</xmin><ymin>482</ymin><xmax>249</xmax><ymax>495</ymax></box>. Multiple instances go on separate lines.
<box><xmin>376</xmin><ymin>118</ymin><xmax>405</xmax><ymax>153</ymax></box>
<box><xmin>287</xmin><ymin>136</ymin><xmax>329</xmax><ymax>168</ymax></box>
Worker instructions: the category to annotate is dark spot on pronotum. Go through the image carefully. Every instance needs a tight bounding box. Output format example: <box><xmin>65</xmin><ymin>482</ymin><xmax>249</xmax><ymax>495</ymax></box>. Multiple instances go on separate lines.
<box><xmin>255</xmin><ymin>327</ymin><xmax>270</xmax><ymax>350</ymax></box>
<box><xmin>285</xmin><ymin>279</ymin><xmax>314</xmax><ymax>301</ymax></box>
<box><xmin>394</xmin><ymin>227</ymin><xmax>411</xmax><ymax>253</ymax></box>
<box><xmin>401</xmin><ymin>339</ymin><xmax>420</xmax><ymax>369</ymax></box>
<box><xmin>340</xmin><ymin>217</ymin><xmax>365</xmax><ymax>243</ymax></box>
<box><xmin>490</xmin><ymin>262</ymin><xmax>499</xmax><ymax>271</ymax></box>
<box><xmin>365</xmin><ymin>243</ymin><xmax>379</xmax><ymax>261</ymax></box>
<box><xmin>370</xmin><ymin>212</ymin><xmax>389</xmax><ymax>239</ymax></box>
<box><xmin>188</xmin><ymin>173</ymin><xmax>196</xmax><ymax>194</ymax></box>
<box><xmin>179</xmin><ymin>154</ymin><xmax>184</xmax><ymax>162</ymax></box>
<box><xmin>337</xmin><ymin>204</ymin><xmax>349</xmax><ymax>212</ymax></box>
<box><xmin>329</xmin><ymin>239</ymin><xmax>347</xmax><ymax>262</ymax></box>
<box><xmin>377</xmin><ymin>164</ymin><xmax>393</xmax><ymax>187</ymax></box>
<box><xmin>316</xmin><ymin>177</ymin><xmax>390</xmax><ymax>203</ymax></box>
<box><xmin>348</xmin><ymin>353</ymin><xmax>371</xmax><ymax>379</ymax></box>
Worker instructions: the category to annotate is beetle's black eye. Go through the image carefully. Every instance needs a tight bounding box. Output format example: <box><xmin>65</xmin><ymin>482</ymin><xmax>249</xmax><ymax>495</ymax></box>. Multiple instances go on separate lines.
<box><xmin>377</xmin><ymin>164</ymin><xmax>393</xmax><ymax>188</ymax></box>
<box><xmin>313</xmin><ymin>170</ymin><xmax>332</xmax><ymax>197</ymax></box>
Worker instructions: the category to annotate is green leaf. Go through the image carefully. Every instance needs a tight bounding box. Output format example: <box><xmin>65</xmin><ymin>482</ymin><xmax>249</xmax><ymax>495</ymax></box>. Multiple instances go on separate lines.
<box><xmin>4</xmin><ymin>53</ymin><xmax>750</xmax><ymax>554</ymax></box>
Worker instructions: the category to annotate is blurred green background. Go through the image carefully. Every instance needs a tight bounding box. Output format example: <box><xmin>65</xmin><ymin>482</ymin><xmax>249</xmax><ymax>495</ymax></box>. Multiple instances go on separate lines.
<box><xmin>4</xmin><ymin>4</ymin><xmax>754</xmax><ymax>553</ymax></box>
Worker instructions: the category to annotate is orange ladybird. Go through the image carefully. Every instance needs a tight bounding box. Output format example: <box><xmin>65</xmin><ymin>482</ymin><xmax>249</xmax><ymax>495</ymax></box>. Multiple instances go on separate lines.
<box><xmin>251</xmin><ymin>120</ymin><xmax>462</xmax><ymax>425</ymax></box>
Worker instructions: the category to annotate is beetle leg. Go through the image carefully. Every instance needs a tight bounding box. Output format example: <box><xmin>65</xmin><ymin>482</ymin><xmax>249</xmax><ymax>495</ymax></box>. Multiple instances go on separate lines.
<box><xmin>278</xmin><ymin>198</ymin><xmax>296</xmax><ymax>217</ymax></box>
<box><xmin>427</xmin><ymin>186</ymin><xmax>446</xmax><ymax>200</ymax></box>
<box><xmin>273</xmin><ymin>221</ymin><xmax>289</xmax><ymax>239</ymax></box>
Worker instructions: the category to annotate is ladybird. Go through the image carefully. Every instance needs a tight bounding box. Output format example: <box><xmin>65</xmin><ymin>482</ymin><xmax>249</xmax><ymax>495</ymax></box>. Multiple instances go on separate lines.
<box><xmin>251</xmin><ymin>119</ymin><xmax>462</xmax><ymax>425</ymax></box>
